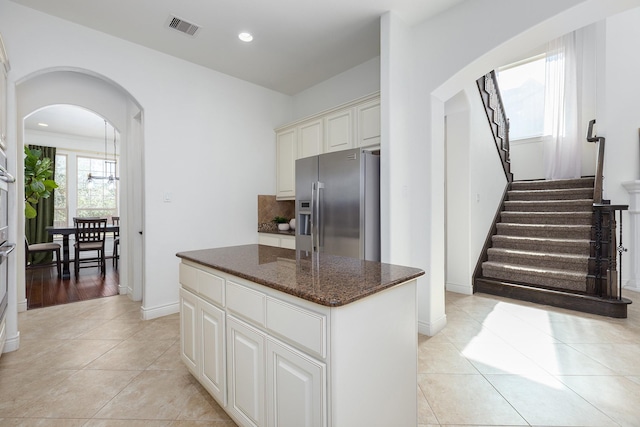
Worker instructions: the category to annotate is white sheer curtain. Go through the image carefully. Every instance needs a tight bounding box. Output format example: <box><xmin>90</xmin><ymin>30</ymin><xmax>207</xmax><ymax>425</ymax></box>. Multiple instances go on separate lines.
<box><xmin>543</xmin><ymin>31</ymin><xmax>581</xmax><ymax>180</ymax></box>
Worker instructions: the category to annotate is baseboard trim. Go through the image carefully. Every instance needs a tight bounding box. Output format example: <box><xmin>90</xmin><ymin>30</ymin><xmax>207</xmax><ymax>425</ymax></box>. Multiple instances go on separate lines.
<box><xmin>624</xmin><ymin>280</ymin><xmax>640</xmax><ymax>294</ymax></box>
<box><xmin>446</xmin><ymin>282</ymin><xmax>473</xmax><ymax>295</ymax></box>
<box><xmin>418</xmin><ymin>313</ymin><xmax>447</xmax><ymax>336</ymax></box>
<box><xmin>2</xmin><ymin>331</ymin><xmax>20</xmax><ymax>353</ymax></box>
<box><xmin>140</xmin><ymin>301</ymin><xmax>179</xmax><ymax>320</ymax></box>
<box><xmin>17</xmin><ymin>298</ymin><xmax>27</xmax><ymax>313</ymax></box>
<box><xmin>118</xmin><ymin>284</ymin><xmax>128</xmax><ymax>295</ymax></box>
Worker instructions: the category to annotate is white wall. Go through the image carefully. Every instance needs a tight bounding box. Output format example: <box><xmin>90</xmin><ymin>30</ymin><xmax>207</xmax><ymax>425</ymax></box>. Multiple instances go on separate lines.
<box><xmin>445</xmin><ymin>91</ymin><xmax>471</xmax><ymax>294</ymax></box>
<box><xmin>468</xmin><ymin>85</ymin><xmax>510</xmax><ymax>279</ymax></box>
<box><xmin>601</xmin><ymin>7</ymin><xmax>640</xmax><ymax>288</ymax></box>
<box><xmin>444</xmin><ymin>84</ymin><xmax>509</xmax><ymax>296</ymax></box>
<box><xmin>1</xmin><ymin>0</ymin><xmax>292</xmax><ymax>348</ymax></box>
<box><xmin>291</xmin><ymin>56</ymin><xmax>380</xmax><ymax>121</ymax></box>
<box><xmin>381</xmin><ymin>0</ymin><xmax>640</xmax><ymax>335</ymax></box>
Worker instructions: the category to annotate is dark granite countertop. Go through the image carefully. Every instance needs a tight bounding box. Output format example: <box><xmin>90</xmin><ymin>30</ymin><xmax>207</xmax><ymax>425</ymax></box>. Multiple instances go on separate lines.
<box><xmin>176</xmin><ymin>244</ymin><xmax>424</xmax><ymax>307</ymax></box>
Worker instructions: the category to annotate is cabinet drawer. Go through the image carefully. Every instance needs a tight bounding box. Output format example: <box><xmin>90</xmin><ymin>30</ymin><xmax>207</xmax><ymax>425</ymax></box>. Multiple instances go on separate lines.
<box><xmin>179</xmin><ymin>263</ymin><xmax>198</xmax><ymax>292</ymax></box>
<box><xmin>266</xmin><ymin>297</ymin><xmax>326</xmax><ymax>359</ymax></box>
<box><xmin>226</xmin><ymin>281</ymin><xmax>266</xmax><ymax>327</ymax></box>
<box><xmin>258</xmin><ymin>234</ymin><xmax>280</xmax><ymax>247</ymax></box>
<box><xmin>280</xmin><ymin>235</ymin><xmax>296</xmax><ymax>250</ymax></box>
<box><xmin>198</xmin><ymin>270</ymin><xmax>224</xmax><ymax>306</ymax></box>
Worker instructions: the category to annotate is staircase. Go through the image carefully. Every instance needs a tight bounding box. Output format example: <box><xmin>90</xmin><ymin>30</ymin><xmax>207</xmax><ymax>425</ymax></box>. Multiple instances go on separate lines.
<box><xmin>475</xmin><ymin>177</ymin><xmax>630</xmax><ymax>318</ymax></box>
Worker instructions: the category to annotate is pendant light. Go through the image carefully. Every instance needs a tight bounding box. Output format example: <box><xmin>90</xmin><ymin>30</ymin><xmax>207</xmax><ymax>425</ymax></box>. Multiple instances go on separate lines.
<box><xmin>87</xmin><ymin>120</ymin><xmax>120</xmax><ymax>185</ymax></box>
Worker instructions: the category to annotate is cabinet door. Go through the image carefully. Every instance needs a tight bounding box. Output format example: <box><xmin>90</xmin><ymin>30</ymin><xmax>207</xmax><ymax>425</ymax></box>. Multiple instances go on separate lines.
<box><xmin>227</xmin><ymin>315</ymin><xmax>266</xmax><ymax>427</ymax></box>
<box><xmin>298</xmin><ymin>119</ymin><xmax>323</xmax><ymax>159</ymax></box>
<box><xmin>199</xmin><ymin>298</ymin><xmax>226</xmax><ymax>406</ymax></box>
<box><xmin>357</xmin><ymin>99</ymin><xmax>380</xmax><ymax>148</ymax></box>
<box><xmin>266</xmin><ymin>339</ymin><xmax>326</xmax><ymax>427</ymax></box>
<box><xmin>324</xmin><ymin>109</ymin><xmax>353</xmax><ymax>153</ymax></box>
<box><xmin>276</xmin><ymin>128</ymin><xmax>297</xmax><ymax>200</ymax></box>
<box><xmin>180</xmin><ymin>288</ymin><xmax>199</xmax><ymax>375</ymax></box>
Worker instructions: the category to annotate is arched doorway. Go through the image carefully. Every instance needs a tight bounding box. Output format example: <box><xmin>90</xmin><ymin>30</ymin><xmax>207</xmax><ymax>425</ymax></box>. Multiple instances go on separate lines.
<box><xmin>24</xmin><ymin>104</ymin><xmax>121</xmax><ymax>308</ymax></box>
<box><xmin>15</xmin><ymin>69</ymin><xmax>144</xmax><ymax>312</ymax></box>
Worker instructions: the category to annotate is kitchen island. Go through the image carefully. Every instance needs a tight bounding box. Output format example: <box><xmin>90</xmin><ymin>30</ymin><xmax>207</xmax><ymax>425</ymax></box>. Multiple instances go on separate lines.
<box><xmin>176</xmin><ymin>244</ymin><xmax>424</xmax><ymax>427</ymax></box>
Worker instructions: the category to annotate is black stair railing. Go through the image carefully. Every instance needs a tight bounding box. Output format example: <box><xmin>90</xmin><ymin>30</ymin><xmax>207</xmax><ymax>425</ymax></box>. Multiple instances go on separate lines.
<box><xmin>586</xmin><ymin>119</ymin><xmax>605</xmax><ymax>204</ymax></box>
<box><xmin>476</xmin><ymin>71</ymin><xmax>513</xmax><ymax>183</ymax></box>
<box><xmin>591</xmin><ymin>204</ymin><xmax>628</xmax><ymax>300</ymax></box>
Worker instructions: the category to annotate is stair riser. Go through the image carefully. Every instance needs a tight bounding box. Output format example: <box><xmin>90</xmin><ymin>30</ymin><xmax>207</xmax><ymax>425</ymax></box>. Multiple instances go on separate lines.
<box><xmin>511</xmin><ymin>178</ymin><xmax>595</xmax><ymax>191</ymax></box>
<box><xmin>496</xmin><ymin>224</ymin><xmax>591</xmax><ymax>240</ymax></box>
<box><xmin>491</xmin><ymin>237</ymin><xmax>591</xmax><ymax>255</ymax></box>
<box><xmin>500</xmin><ymin>213</ymin><xmax>592</xmax><ymax>225</ymax></box>
<box><xmin>474</xmin><ymin>279</ymin><xmax>630</xmax><ymax>318</ymax></box>
<box><xmin>482</xmin><ymin>265</ymin><xmax>587</xmax><ymax>292</ymax></box>
<box><xmin>504</xmin><ymin>201</ymin><xmax>593</xmax><ymax>212</ymax></box>
<box><xmin>487</xmin><ymin>253</ymin><xmax>588</xmax><ymax>273</ymax></box>
<box><xmin>508</xmin><ymin>190</ymin><xmax>593</xmax><ymax>201</ymax></box>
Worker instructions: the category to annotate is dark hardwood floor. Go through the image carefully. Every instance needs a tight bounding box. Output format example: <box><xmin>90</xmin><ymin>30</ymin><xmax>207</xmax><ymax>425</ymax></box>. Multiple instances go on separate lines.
<box><xmin>25</xmin><ymin>260</ymin><xmax>120</xmax><ymax>310</ymax></box>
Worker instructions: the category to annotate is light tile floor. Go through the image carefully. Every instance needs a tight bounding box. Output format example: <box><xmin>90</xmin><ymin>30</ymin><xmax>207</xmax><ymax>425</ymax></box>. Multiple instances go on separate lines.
<box><xmin>0</xmin><ymin>295</ymin><xmax>236</xmax><ymax>426</ymax></box>
<box><xmin>1</xmin><ymin>291</ymin><xmax>639</xmax><ymax>426</ymax></box>
<box><xmin>419</xmin><ymin>289</ymin><xmax>640</xmax><ymax>427</ymax></box>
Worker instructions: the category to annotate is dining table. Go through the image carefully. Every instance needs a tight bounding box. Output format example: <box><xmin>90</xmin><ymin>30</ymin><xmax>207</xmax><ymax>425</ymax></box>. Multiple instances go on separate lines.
<box><xmin>47</xmin><ymin>225</ymin><xmax>119</xmax><ymax>279</ymax></box>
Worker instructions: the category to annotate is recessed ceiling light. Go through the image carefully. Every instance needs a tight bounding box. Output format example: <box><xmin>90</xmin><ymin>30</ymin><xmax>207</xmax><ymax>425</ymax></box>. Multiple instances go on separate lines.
<box><xmin>238</xmin><ymin>32</ymin><xmax>253</xmax><ymax>42</ymax></box>
<box><xmin>37</xmin><ymin>123</ymin><xmax>49</xmax><ymax>127</ymax></box>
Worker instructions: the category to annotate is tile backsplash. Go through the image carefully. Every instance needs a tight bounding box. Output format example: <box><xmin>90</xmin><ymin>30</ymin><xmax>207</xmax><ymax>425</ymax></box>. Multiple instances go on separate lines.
<box><xmin>258</xmin><ymin>195</ymin><xmax>295</xmax><ymax>232</ymax></box>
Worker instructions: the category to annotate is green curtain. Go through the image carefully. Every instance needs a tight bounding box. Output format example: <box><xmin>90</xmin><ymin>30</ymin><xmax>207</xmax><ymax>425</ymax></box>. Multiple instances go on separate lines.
<box><xmin>25</xmin><ymin>145</ymin><xmax>56</xmax><ymax>265</ymax></box>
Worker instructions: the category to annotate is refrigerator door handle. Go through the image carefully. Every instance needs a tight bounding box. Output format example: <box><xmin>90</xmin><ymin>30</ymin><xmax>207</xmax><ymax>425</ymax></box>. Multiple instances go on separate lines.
<box><xmin>310</xmin><ymin>182</ymin><xmax>316</xmax><ymax>252</ymax></box>
<box><xmin>316</xmin><ymin>181</ymin><xmax>324</xmax><ymax>252</ymax></box>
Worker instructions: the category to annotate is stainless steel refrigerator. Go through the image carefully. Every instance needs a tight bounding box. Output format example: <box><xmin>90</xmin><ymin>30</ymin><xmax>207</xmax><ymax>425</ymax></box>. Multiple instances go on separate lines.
<box><xmin>295</xmin><ymin>148</ymin><xmax>380</xmax><ymax>261</ymax></box>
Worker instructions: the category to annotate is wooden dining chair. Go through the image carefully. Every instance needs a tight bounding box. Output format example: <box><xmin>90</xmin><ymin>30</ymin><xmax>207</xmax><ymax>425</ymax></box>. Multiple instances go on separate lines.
<box><xmin>73</xmin><ymin>217</ymin><xmax>107</xmax><ymax>277</ymax></box>
<box><xmin>112</xmin><ymin>216</ymin><xmax>120</xmax><ymax>269</ymax></box>
<box><xmin>25</xmin><ymin>237</ymin><xmax>62</xmax><ymax>278</ymax></box>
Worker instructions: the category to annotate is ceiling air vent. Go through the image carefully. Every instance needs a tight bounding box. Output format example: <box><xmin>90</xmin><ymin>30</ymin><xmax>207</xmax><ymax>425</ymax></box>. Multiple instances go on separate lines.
<box><xmin>166</xmin><ymin>15</ymin><xmax>200</xmax><ymax>37</ymax></box>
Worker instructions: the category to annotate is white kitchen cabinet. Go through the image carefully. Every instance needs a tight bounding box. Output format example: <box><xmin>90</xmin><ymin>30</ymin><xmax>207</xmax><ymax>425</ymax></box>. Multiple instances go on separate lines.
<box><xmin>274</xmin><ymin>93</ymin><xmax>379</xmax><ymax>200</ymax></box>
<box><xmin>179</xmin><ymin>288</ymin><xmax>198</xmax><ymax>374</ymax></box>
<box><xmin>199</xmin><ymin>297</ymin><xmax>226</xmax><ymax>405</ymax></box>
<box><xmin>258</xmin><ymin>233</ymin><xmax>295</xmax><ymax>249</ymax></box>
<box><xmin>356</xmin><ymin>99</ymin><xmax>380</xmax><ymax>148</ymax></box>
<box><xmin>258</xmin><ymin>233</ymin><xmax>281</xmax><ymax>248</ymax></box>
<box><xmin>276</xmin><ymin>128</ymin><xmax>297</xmax><ymax>200</ymax></box>
<box><xmin>279</xmin><ymin>235</ymin><xmax>295</xmax><ymax>250</ymax></box>
<box><xmin>266</xmin><ymin>338</ymin><xmax>326</xmax><ymax>427</ymax></box>
<box><xmin>324</xmin><ymin>108</ymin><xmax>353</xmax><ymax>153</ymax></box>
<box><xmin>179</xmin><ymin>251</ymin><xmax>418</xmax><ymax>427</ymax></box>
<box><xmin>227</xmin><ymin>315</ymin><xmax>266</xmax><ymax>427</ymax></box>
<box><xmin>179</xmin><ymin>266</ymin><xmax>227</xmax><ymax>406</ymax></box>
<box><xmin>0</xmin><ymin>33</ymin><xmax>9</xmax><ymax>148</ymax></box>
<box><xmin>298</xmin><ymin>119</ymin><xmax>323</xmax><ymax>159</ymax></box>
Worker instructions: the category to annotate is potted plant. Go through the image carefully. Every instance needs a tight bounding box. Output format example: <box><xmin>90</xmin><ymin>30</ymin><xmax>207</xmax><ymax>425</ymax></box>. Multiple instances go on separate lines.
<box><xmin>273</xmin><ymin>216</ymin><xmax>290</xmax><ymax>231</ymax></box>
<box><xmin>24</xmin><ymin>146</ymin><xmax>58</xmax><ymax>219</ymax></box>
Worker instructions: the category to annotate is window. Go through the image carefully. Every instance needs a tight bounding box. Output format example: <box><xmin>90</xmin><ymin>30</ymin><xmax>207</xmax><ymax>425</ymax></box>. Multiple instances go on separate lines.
<box><xmin>53</xmin><ymin>154</ymin><xmax>68</xmax><ymax>227</ymax></box>
<box><xmin>497</xmin><ymin>54</ymin><xmax>546</xmax><ymax>141</ymax></box>
<box><xmin>76</xmin><ymin>156</ymin><xmax>118</xmax><ymax>218</ymax></box>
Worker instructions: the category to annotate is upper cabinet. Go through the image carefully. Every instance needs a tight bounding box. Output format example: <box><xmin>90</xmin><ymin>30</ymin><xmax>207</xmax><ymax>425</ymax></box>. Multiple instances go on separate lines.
<box><xmin>0</xmin><ymin>33</ymin><xmax>9</xmax><ymax>149</ymax></box>
<box><xmin>276</xmin><ymin>128</ymin><xmax>297</xmax><ymax>200</ymax></box>
<box><xmin>324</xmin><ymin>108</ymin><xmax>353</xmax><ymax>153</ymax></box>
<box><xmin>297</xmin><ymin>118</ymin><xmax>323</xmax><ymax>159</ymax></box>
<box><xmin>275</xmin><ymin>93</ymin><xmax>380</xmax><ymax>200</ymax></box>
<box><xmin>357</xmin><ymin>99</ymin><xmax>381</xmax><ymax>148</ymax></box>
